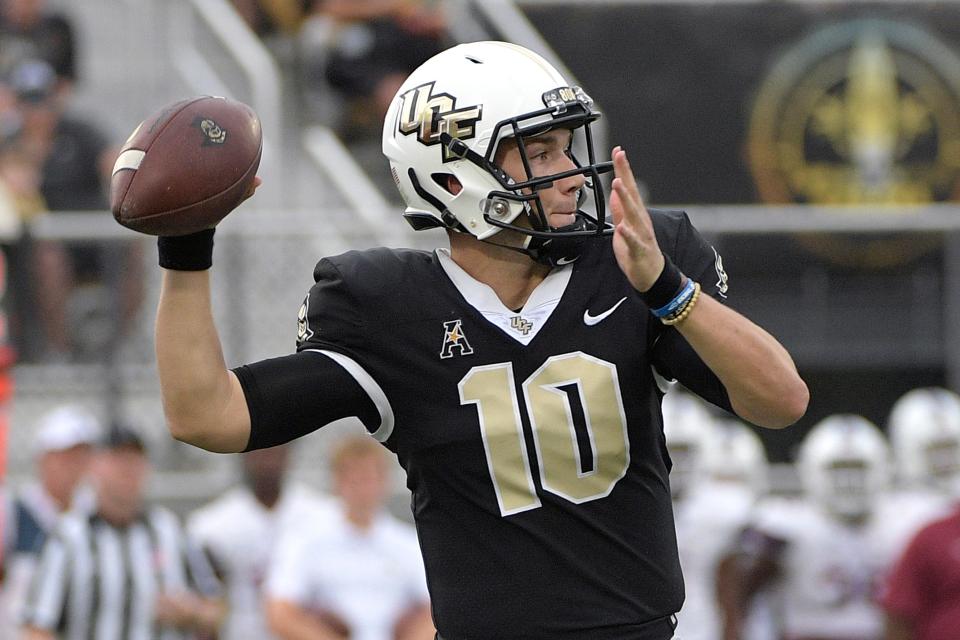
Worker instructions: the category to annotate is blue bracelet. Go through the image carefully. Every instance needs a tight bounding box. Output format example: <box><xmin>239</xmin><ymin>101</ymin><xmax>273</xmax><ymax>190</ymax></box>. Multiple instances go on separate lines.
<box><xmin>651</xmin><ymin>279</ymin><xmax>695</xmax><ymax>318</ymax></box>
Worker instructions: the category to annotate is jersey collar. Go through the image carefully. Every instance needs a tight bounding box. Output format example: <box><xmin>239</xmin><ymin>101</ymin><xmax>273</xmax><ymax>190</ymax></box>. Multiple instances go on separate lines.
<box><xmin>435</xmin><ymin>248</ymin><xmax>573</xmax><ymax>345</ymax></box>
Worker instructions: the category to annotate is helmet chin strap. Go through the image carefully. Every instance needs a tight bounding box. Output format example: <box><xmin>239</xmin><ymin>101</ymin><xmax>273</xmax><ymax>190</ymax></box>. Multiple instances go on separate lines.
<box><xmin>482</xmin><ymin>213</ymin><xmax>605</xmax><ymax>268</ymax></box>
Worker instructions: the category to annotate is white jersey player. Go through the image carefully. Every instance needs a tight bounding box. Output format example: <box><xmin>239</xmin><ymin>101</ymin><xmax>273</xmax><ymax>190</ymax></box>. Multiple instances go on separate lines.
<box><xmin>662</xmin><ymin>390</ymin><xmax>715</xmax><ymax>501</ymax></box>
<box><xmin>188</xmin><ymin>447</ymin><xmax>336</xmax><ymax>640</ymax></box>
<box><xmin>729</xmin><ymin>414</ymin><xmax>895</xmax><ymax>640</ymax></box>
<box><xmin>266</xmin><ymin>507</ymin><xmax>430</xmax><ymax>640</ymax></box>
<box><xmin>665</xmin><ymin>393</ymin><xmax>771</xmax><ymax>640</ymax></box>
<box><xmin>263</xmin><ymin>436</ymin><xmax>432</xmax><ymax>640</ymax></box>
<box><xmin>882</xmin><ymin>387</ymin><xmax>960</xmax><ymax>551</ymax></box>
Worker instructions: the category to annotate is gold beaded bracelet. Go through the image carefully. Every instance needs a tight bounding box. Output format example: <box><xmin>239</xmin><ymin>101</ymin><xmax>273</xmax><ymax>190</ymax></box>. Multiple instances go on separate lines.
<box><xmin>661</xmin><ymin>282</ymin><xmax>701</xmax><ymax>326</ymax></box>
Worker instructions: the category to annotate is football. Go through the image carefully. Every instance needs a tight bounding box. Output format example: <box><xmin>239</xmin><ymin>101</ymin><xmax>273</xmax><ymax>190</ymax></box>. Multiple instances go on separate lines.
<box><xmin>110</xmin><ymin>96</ymin><xmax>262</xmax><ymax>236</ymax></box>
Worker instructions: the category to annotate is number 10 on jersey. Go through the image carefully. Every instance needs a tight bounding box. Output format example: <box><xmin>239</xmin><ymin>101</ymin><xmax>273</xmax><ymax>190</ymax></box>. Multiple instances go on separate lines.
<box><xmin>458</xmin><ymin>352</ymin><xmax>631</xmax><ymax>517</ymax></box>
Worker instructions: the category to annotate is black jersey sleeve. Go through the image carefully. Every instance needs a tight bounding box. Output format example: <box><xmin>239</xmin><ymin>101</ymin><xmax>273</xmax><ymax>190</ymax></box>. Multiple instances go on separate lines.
<box><xmin>234</xmin><ymin>352</ymin><xmax>380</xmax><ymax>451</ymax></box>
<box><xmin>295</xmin><ymin>257</ymin><xmax>365</xmax><ymax>353</ymax></box>
<box><xmin>650</xmin><ymin>211</ymin><xmax>734</xmax><ymax>413</ymax></box>
<box><xmin>235</xmin><ymin>256</ymin><xmax>388</xmax><ymax>451</ymax></box>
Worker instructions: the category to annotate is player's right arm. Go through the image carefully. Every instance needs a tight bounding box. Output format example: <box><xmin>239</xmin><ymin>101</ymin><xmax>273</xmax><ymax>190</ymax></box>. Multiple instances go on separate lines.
<box><xmin>156</xmin><ymin>269</ymin><xmax>251</xmax><ymax>453</ymax></box>
<box><xmin>156</xmin><ymin>248</ymin><xmax>382</xmax><ymax>454</ymax></box>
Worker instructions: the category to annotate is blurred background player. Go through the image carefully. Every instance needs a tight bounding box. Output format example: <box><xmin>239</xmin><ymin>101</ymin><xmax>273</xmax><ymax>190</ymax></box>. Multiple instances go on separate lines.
<box><xmin>0</xmin><ymin>404</ymin><xmax>98</xmax><ymax>637</ymax></box>
<box><xmin>882</xmin><ymin>387</ymin><xmax>960</xmax><ymax>538</ymax></box>
<box><xmin>264</xmin><ymin>435</ymin><xmax>433</xmax><ymax>640</ymax></box>
<box><xmin>20</xmin><ymin>424</ymin><xmax>223</xmax><ymax>640</ymax></box>
<box><xmin>664</xmin><ymin>391</ymin><xmax>772</xmax><ymax>640</ymax></box>
<box><xmin>721</xmin><ymin>415</ymin><xmax>896</xmax><ymax>640</ymax></box>
<box><xmin>662</xmin><ymin>390</ymin><xmax>713</xmax><ymax>503</ymax></box>
<box><xmin>876</xmin><ymin>387</ymin><xmax>960</xmax><ymax>640</ymax></box>
<box><xmin>702</xmin><ymin>419</ymin><xmax>769</xmax><ymax>494</ymax></box>
<box><xmin>188</xmin><ymin>443</ymin><xmax>336</xmax><ymax>640</ymax></box>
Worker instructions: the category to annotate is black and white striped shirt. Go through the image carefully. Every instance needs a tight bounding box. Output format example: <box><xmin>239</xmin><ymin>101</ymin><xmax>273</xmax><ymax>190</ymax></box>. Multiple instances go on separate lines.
<box><xmin>21</xmin><ymin>506</ymin><xmax>220</xmax><ymax>640</ymax></box>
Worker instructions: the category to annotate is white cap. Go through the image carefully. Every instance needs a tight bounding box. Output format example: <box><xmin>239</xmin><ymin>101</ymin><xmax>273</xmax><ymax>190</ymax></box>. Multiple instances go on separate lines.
<box><xmin>33</xmin><ymin>405</ymin><xmax>102</xmax><ymax>456</ymax></box>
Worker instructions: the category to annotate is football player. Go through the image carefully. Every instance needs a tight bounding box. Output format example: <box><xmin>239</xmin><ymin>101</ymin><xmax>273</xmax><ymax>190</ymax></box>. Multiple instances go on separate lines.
<box><xmin>662</xmin><ymin>390</ymin><xmax>716</xmax><ymax>500</ymax></box>
<box><xmin>666</xmin><ymin>399</ymin><xmax>773</xmax><ymax>640</ymax></box>
<box><xmin>721</xmin><ymin>415</ymin><xmax>895</xmax><ymax>640</ymax></box>
<box><xmin>882</xmin><ymin>387</ymin><xmax>960</xmax><ymax>535</ymax></box>
<box><xmin>152</xmin><ymin>41</ymin><xmax>808</xmax><ymax>638</ymax></box>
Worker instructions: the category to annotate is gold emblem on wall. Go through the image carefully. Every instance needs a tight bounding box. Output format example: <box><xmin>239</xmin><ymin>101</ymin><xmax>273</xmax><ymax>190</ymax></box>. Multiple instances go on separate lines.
<box><xmin>747</xmin><ymin>19</ymin><xmax>960</xmax><ymax>267</ymax></box>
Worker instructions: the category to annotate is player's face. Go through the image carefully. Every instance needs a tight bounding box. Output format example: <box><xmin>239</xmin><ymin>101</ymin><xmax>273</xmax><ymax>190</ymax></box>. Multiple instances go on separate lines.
<box><xmin>822</xmin><ymin>458</ymin><xmax>875</xmax><ymax>520</ymax></box>
<box><xmin>497</xmin><ymin>128</ymin><xmax>585</xmax><ymax>229</ymax></box>
<box><xmin>335</xmin><ymin>453</ymin><xmax>389</xmax><ymax>512</ymax></box>
<box><xmin>93</xmin><ymin>447</ymin><xmax>150</xmax><ymax>522</ymax></box>
<box><xmin>39</xmin><ymin>445</ymin><xmax>93</xmax><ymax>507</ymax></box>
<box><xmin>242</xmin><ymin>445</ymin><xmax>290</xmax><ymax>485</ymax></box>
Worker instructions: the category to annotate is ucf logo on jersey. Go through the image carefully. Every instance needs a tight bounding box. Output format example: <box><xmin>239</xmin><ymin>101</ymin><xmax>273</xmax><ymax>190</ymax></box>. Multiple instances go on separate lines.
<box><xmin>398</xmin><ymin>82</ymin><xmax>482</xmax><ymax>162</ymax></box>
<box><xmin>510</xmin><ymin>316</ymin><xmax>533</xmax><ymax>335</ymax></box>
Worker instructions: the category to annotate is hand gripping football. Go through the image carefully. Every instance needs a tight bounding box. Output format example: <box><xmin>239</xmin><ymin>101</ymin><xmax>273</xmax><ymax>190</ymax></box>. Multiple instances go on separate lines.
<box><xmin>110</xmin><ymin>96</ymin><xmax>262</xmax><ymax>236</ymax></box>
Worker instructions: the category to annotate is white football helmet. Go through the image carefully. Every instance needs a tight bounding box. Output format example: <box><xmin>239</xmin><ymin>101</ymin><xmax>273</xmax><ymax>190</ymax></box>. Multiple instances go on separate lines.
<box><xmin>382</xmin><ymin>41</ymin><xmax>612</xmax><ymax>266</ymax></box>
<box><xmin>888</xmin><ymin>387</ymin><xmax>960</xmax><ymax>491</ymax></box>
<box><xmin>797</xmin><ymin>414</ymin><xmax>890</xmax><ymax>521</ymax></box>
<box><xmin>702</xmin><ymin>419</ymin><xmax>769</xmax><ymax>494</ymax></box>
<box><xmin>662</xmin><ymin>392</ymin><xmax>716</xmax><ymax>498</ymax></box>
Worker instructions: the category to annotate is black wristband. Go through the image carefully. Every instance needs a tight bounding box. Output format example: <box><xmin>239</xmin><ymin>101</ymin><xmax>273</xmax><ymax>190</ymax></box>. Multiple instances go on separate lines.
<box><xmin>158</xmin><ymin>229</ymin><xmax>215</xmax><ymax>271</ymax></box>
<box><xmin>637</xmin><ymin>254</ymin><xmax>685</xmax><ymax>310</ymax></box>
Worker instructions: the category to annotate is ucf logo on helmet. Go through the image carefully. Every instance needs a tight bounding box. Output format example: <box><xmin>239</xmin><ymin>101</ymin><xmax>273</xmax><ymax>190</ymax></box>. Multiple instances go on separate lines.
<box><xmin>398</xmin><ymin>81</ymin><xmax>482</xmax><ymax>162</ymax></box>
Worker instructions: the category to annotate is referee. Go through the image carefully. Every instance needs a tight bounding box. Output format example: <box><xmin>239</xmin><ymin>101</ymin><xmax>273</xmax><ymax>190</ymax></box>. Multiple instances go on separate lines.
<box><xmin>20</xmin><ymin>424</ymin><xmax>223</xmax><ymax>640</ymax></box>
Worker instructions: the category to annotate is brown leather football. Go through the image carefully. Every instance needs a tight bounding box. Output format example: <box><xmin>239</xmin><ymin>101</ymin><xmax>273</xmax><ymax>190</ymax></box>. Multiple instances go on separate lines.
<box><xmin>110</xmin><ymin>96</ymin><xmax>262</xmax><ymax>236</ymax></box>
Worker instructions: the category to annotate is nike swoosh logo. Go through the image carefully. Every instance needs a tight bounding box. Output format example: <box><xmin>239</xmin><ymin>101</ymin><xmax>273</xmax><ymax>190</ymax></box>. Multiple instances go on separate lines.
<box><xmin>583</xmin><ymin>297</ymin><xmax>628</xmax><ymax>326</ymax></box>
<box><xmin>556</xmin><ymin>256</ymin><xmax>579</xmax><ymax>265</ymax></box>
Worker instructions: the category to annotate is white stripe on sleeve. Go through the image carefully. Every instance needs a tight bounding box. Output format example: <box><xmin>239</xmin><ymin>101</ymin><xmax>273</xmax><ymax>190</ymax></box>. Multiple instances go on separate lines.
<box><xmin>303</xmin><ymin>349</ymin><xmax>395</xmax><ymax>442</ymax></box>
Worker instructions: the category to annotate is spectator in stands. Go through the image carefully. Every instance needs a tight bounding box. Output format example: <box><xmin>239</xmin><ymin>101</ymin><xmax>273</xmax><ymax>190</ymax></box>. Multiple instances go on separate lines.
<box><xmin>880</xmin><ymin>501</ymin><xmax>960</xmax><ymax>640</ymax></box>
<box><xmin>230</xmin><ymin>0</ymin><xmax>313</xmax><ymax>39</ymax></box>
<box><xmin>0</xmin><ymin>0</ymin><xmax>75</xmax><ymax>86</ymax></box>
<box><xmin>188</xmin><ymin>443</ymin><xmax>336</xmax><ymax>640</ymax></box>
<box><xmin>20</xmin><ymin>423</ymin><xmax>224</xmax><ymax>640</ymax></box>
<box><xmin>265</xmin><ymin>435</ymin><xmax>434</xmax><ymax>640</ymax></box>
<box><xmin>8</xmin><ymin>57</ymin><xmax>142</xmax><ymax>362</ymax></box>
<box><xmin>309</xmin><ymin>0</ymin><xmax>449</xmax><ymax>141</ymax></box>
<box><xmin>0</xmin><ymin>405</ymin><xmax>99</xmax><ymax>638</ymax></box>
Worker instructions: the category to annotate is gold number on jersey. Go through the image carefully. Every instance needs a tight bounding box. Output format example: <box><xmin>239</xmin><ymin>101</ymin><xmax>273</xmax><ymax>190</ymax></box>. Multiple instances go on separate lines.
<box><xmin>459</xmin><ymin>352</ymin><xmax>629</xmax><ymax>517</ymax></box>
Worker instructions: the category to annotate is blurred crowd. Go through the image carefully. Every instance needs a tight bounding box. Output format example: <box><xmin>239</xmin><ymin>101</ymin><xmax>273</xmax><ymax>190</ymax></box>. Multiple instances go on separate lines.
<box><xmin>1</xmin><ymin>409</ymin><xmax>433</xmax><ymax>640</ymax></box>
<box><xmin>0</xmin><ymin>0</ymin><xmax>450</xmax><ymax>365</ymax></box>
<box><xmin>3</xmin><ymin>385</ymin><xmax>960</xmax><ymax>639</ymax></box>
<box><xmin>0</xmin><ymin>0</ymin><xmax>140</xmax><ymax>364</ymax></box>
<box><xmin>226</xmin><ymin>0</ymin><xmax>451</xmax><ymax>141</ymax></box>
<box><xmin>663</xmin><ymin>385</ymin><xmax>960</xmax><ymax>640</ymax></box>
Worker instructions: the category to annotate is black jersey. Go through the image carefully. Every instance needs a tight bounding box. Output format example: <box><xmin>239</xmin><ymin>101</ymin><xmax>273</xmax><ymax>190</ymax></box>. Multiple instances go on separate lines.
<box><xmin>291</xmin><ymin>209</ymin><xmax>731</xmax><ymax>639</ymax></box>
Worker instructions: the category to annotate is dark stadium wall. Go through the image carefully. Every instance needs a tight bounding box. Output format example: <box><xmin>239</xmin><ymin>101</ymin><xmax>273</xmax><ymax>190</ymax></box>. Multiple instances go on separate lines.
<box><xmin>523</xmin><ymin>2</ymin><xmax>960</xmax><ymax>460</ymax></box>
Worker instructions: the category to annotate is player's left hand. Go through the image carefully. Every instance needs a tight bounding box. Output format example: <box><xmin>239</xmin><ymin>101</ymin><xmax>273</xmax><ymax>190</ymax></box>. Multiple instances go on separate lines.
<box><xmin>609</xmin><ymin>147</ymin><xmax>665</xmax><ymax>292</ymax></box>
